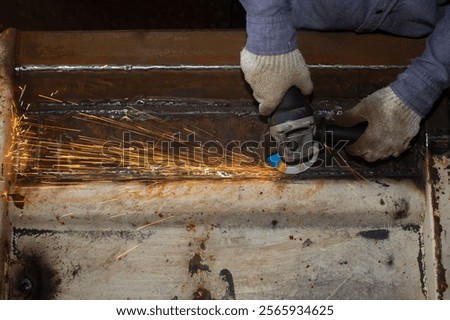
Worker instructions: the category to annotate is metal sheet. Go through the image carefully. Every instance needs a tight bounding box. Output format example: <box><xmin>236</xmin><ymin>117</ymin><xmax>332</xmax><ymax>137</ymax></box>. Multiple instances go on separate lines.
<box><xmin>9</xmin><ymin>224</ymin><xmax>425</xmax><ymax>299</ymax></box>
<box><xmin>16</xmin><ymin>31</ymin><xmax>425</xmax><ymax>67</ymax></box>
<box><xmin>14</xmin><ymin>31</ymin><xmax>426</xmax><ymax>101</ymax></box>
<box><xmin>7</xmin><ymin>177</ymin><xmax>427</xmax><ymax>299</ymax></box>
<box><xmin>0</xmin><ymin>29</ymin><xmax>447</xmax><ymax>300</ymax></box>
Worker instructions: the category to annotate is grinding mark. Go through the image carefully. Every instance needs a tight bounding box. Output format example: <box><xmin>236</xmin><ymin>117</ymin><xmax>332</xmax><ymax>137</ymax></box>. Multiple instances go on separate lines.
<box><xmin>115</xmin><ymin>243</ymin><xmax>142</xmax><ymax>260</ymax></box>
<box><xmin>325</xmin><ymin>268</ymin><xmax>357</xmax><ymax>300</ymax></box>
<box><xmin>109</xmin><ymin>213</ymin><xmax>128</xmax><ymax>219</ymax></box>
<box><xmin>98</xmin><ymin>194</ymin><xmax>127</xmax><ymax>205</ymax></box>
<box><xmin>135</xmin><ymin>215</ymin><xmax>175</xmax><ymax>231</ymax></box>
<box><xmin>60</xmin><ymin>212</ymin><xmax>74</xmax><ymax>219</ymax></box>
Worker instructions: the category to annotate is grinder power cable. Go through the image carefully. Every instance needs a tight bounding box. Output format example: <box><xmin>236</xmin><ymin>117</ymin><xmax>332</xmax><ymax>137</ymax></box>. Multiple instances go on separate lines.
<box><xmin>266</xmin><ymin>87</ymin><xmax>367</xmax><ymax>174</ymax></box>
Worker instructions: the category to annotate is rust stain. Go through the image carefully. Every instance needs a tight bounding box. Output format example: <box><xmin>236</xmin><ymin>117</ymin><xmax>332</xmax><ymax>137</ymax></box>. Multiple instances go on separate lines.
<box><xmin>434</xmin><ymin>215</ymin><xmax>448</xmax><ymax>299</ymax></box>
<box><xmin>429</xmin><ymin>156</ymin><xmax>448</xmax><ymax>299</ymax></box>
<box><xmin>186</xmin><ymin>223</ymin><xmax>196</xmax><ymax>232</ymax></box>
<box><xmin>303</xmin><ymin>180</ymin><xmax>325</xmax><ymax>198</ymax></box>
<box><xmin>193</xmin><ymin>287</ymin><xmax>212</xmax><ymax>300</ymax></box>
<box><xmin>433</xmin><ymin>156</ymin><xmax>450</xmax><ymax>168</ymax></box>
<box><xmin>55</xmin><ymin>215</ymin><xmax>65</xmax><ymax>226</ymax></box>
<box><xmin>276</xmin><ymin>184</ymin><xmax>286</xmax><ymax>193</ymax></box>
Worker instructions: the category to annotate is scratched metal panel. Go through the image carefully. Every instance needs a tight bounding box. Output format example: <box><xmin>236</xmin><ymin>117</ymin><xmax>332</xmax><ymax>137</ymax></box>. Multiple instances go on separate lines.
<box><xmin>7</xmin><ymin>179</ymin><xmax>427</xmax><ymax>299</ymax></box>
<box><xmin>9</xmin><ymin>225</ymin><xmax>425</xmax><ymax>300</ymax></box>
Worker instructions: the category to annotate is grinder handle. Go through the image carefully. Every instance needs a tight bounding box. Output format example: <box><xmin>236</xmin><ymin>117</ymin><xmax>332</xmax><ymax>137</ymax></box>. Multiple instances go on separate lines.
<box><xmin>324</xmin><ymin>122</ymin><xmax>367</xmax><ymax>145</ymax></box>
<box><xmin>275</xmin><ymin>87</ymin><xmax>311</xmax><ymax>113</ymax></box>
<box><xmin>268</xmin><ymin>87</ymin><xmax>313</xmax><ymax>126</ymax></box>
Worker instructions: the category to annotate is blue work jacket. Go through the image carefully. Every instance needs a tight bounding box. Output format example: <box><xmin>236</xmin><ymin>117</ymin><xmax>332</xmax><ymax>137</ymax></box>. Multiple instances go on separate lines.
<box><xmin>240</xmin><ymin>0</ymin><xmax>450</xmax><ymax>117</ymax></box>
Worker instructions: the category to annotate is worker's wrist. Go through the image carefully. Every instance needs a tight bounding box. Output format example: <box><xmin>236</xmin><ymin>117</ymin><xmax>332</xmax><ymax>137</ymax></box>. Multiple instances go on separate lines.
<box><xmin>245</xmin><ymin>16</ymin><xmax>297</xmax><ymax>55</ymax></box>
<box><xmin>383</xmin><ymin>87</ymin><xmax>422</xmax><ymax>124</ymax></box>
<box><xmin>391</xmin><ymin>68</ymin><xmax>444</xmax><ymax>118</ymax></box>
<box><xmin>241</xmin><ymin>48</ymin><xmax>304</xmax><ymax>74</ymax></box>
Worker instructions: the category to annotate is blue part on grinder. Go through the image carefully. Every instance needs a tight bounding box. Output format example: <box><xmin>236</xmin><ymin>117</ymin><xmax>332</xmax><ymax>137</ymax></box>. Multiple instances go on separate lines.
<box><xmin>266</xmin><ymin>153</ymin><xmax>282</xmax><ymax>169</ymax></box>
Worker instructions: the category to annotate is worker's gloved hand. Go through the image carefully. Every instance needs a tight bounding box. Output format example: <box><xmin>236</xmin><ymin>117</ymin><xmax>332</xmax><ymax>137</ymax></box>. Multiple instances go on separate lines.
<box><xmin>240</xmin><ymin>47</ymin><xmax>313</xmax><ymax>116</ymax></box>
<box><xmin>335</xmin><ymin>86</ymin><xmax>421</xmax><ymax>162</ymax></box>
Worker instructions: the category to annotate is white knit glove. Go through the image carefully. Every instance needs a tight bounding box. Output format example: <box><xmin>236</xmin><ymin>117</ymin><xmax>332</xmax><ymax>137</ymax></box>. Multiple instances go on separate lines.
<box><xmin>240</xmin><ymin>47</ymin><xmax>313</xmax><ymax>116</ymax></box>
<box><xmin>335</xmin><ymin>86</ymin><xmax>421</xmax><ymax>162</ymax></box>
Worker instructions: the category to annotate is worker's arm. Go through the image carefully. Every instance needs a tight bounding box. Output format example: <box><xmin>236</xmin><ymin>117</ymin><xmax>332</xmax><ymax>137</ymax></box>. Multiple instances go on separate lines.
<box><xmin>239</xmin><ymin>0</ymin><xmax>313</xmax><ymax>115</ymax></box>
<box><xmin>391</xmin><ymin>5</ymin><xmax>450</xmax><ymax>118</ymax></box>
<box><xmin>337</xmin><ymin>6</ymin><xmax>450</xmax><ymax>162</ymax></box>
<box><xmin>240</xmin><ymin>0</ymin><xmax>296</xmax><ymax>54</ymax></box>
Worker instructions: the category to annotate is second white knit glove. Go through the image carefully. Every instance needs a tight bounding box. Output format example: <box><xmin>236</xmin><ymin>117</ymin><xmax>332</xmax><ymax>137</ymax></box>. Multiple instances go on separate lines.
<box><xmin>335</xmin><ymin>86</ymin><xmax>422</xmax><ymax>162</ymax></box>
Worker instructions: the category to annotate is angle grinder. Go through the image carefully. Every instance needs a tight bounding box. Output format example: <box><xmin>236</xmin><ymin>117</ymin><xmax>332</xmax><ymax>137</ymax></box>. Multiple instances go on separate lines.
<box><xmin>266</xmin><ymin>87</ymin><xmax>366</xmax><ymax>174</ymax></box>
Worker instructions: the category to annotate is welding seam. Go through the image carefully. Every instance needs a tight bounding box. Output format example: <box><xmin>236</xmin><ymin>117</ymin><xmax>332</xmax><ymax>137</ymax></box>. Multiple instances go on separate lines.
<box><xmin>15</xmin><ymin>64</ymin><xmax>407</xmax><ymax>73</ymax></box>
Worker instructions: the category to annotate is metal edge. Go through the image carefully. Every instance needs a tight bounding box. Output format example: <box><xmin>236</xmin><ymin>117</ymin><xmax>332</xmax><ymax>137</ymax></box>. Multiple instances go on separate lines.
<box><xmin>0</xmin><ymin>28</ymin><xmax>17</xmax><ymax>300</ymax></box>
<box><xmin>422</xmin><ymin>144</ymin><xmax>450</xmax><ymax>299</ymax></box>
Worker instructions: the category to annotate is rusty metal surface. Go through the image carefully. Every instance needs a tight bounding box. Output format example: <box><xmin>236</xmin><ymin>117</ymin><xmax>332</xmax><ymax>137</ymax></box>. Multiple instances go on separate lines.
<box><xmin>8</xmin><ymin>178</ymin><xmax>426</xmax><ymax>299</ymax></box>
<box><xmin>16</xmin><ymin>31</ymin><xmax>425</xmax><ymax>66</ymax></box>
<box><xmin>0</xmin><ymin>28</ymin><xmax>17</xmax><ymax>300</ymax></box>
<box><xmin>14</xmin><ymin>31</ymin><xmax>426</xmax><ymax>101</ymax></box>
<box><xmin>9</xmin><ymin>224</ymin><xmax>425</xmax><ymax>299</ymax></box>
<box><xmin>16</xmin><ymin>70</ymin><xmax>252</xmax><ymax>102</ymax></box>
<box><xmin>423</xmin><ymin>152</ymin><xmax>450</xmax><ymax>299</ymax></box>
<box><xmin>424</xmin><ymin>97</ymin><xmax>450</xmax><ymax>299</ymax></box>
<box><xmin>16</xmin><ymin>69</ymin><xmax>406</xmax><ymax>102</ymax></box>
<box><xmin>9</xmin><ymin>179</ymin><xmax>426</xmax><ymax>230</ymax></box>
<box><xmin>10</xmin><ymin>98</ymin><xmax>424</xmax><ymax>183</ymax></box>
<box><xmin>1</xmin><ymin>30</ymin><xmax>447</xmax><ymax>300</ymax></box>
<box><xmin>12</xmin><ymin>30</ymin><xmax>428</xmax><ymax>182</ymax></box>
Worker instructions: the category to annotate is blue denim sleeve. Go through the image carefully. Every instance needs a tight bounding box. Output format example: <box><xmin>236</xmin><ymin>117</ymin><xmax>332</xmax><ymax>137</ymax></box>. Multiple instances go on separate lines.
<box><xmin>239</xmin><ymin>0</ymin><xmax>298</xmax><ymax>55</ymax></box>
<box><xmin>391</xmin><ymin>6</ymin><xmax>450</xmax><ymax>117</ymax></box>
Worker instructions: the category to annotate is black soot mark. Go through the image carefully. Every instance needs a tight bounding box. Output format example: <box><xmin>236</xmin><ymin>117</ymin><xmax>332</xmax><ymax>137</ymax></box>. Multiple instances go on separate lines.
<box><xmin>15</xmin><ymin>255</ymin><xmax>61</xmax><ymax>299</ymax></box>
<box><xmin>188</xmin><ymin>253</ymin><xmax>211</xmax><ymax>276</ymax></box>
<box><xmin>358</xmin><ymin>229</ymin><xmax>390</xmax><ymax>240</ymax></box>
<box><xmin>220</xmin><ymin>269</ymin><xmax>236</xmax><ymax>300</ymax></box>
